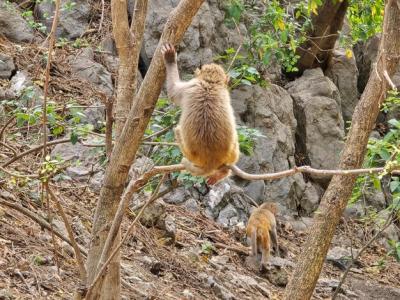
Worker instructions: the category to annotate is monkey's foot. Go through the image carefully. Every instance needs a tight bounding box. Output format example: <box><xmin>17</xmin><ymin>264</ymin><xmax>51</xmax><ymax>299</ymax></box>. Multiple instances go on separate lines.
<box><xmin>206</xmin><ymin>167</ymin><xmax>231</xmax><ymax>186</ymax></box>
<box><xmin>161</xmin><ymin>43</ymin><xmax>176</xmax><ymax>64</ymax></box>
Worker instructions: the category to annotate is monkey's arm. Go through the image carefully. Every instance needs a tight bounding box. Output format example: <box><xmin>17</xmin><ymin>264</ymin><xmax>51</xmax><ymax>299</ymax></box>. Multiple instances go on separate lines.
<box><xmin>162</xmin><ymin>43</ymin><xmax>190</xmax><ymax>105</ymax></box>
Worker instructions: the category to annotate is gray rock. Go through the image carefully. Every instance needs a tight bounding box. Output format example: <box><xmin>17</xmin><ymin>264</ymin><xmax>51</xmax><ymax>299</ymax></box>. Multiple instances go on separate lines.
<box><xmin>0</xmin><ymin>0</ymin><xmax>35</xmax><ymax>43</ymax></box>
<box><xmin>287</xmin><ymin>68</ymin><xmax>345</xmax><ymax>185</ymax></box>
<box><xmin>81</xmin><ymin>103</ymin><xmax>105</xmax><ymax>131</ymax></box>
<box><xmin>231</xmin><ymin>84</ymin><xmax>299</xmax><ymax>207</ymax></box>
<box><xmin>136</xmin><ymin>0</ymin><xmax>245</xmax><ymax>73</ymax></box>
<box><xmin>343</xmin><ymin>202</ymin><xmax>365</xmax><ymax>219</ymax></box>
<box><xmin>243</xmin><ymin>180</ymin><xmax>265</xmax><ymax>204</ymax></box>
<box><xmin>0</xmin><ymin>53</ymin><xmax>15</xmax><ymax>79</ymax></box>
<box><xmin>35</xmin><ymin>0</ymin><xmax>90</xmax><ymax>40</ymax></box>
<box><xmin>10</xmin><ymin>71</ymin><xmax>43</xmax><ymax>107</ymax></box>
<box><xmin>181</xmin><ymin>198</ymin><xmax>199</xmax><ymax>213</ymax></box>
<box><xmin>346</xmin><ymin>276</ymin><xmax>400</xmax><ymax>299</ymax></box>
<box><xmin>286</xmin><ymin>216</ymin><xmax>314</xmax><ymax>232</ymax></box>
<box><xmin>69</xmin><ymin>48</ymin><xmax>114</xmax><ymax>97</ymax></box>
<box><xmin>139</xmin><ymin>199</ymin><xmax>166</xmax><ymax>228</ymax></box>
<box><xmin>164</xmin><ymin>187</ymin><xmax>187</xmax><ymax>204</ymax></box>
<box><xmin>325</xmin><ymin>48</ymin><xmax>359</xmax><ymax>123</ymax></box>
<box><xmin>206</xmin><ymin>276</ymin><xmax>235</xmax><ymax>300</ymax></box>
<box><xmin>217</xmin><ymin>203</ymin><xmax>239</xmax><ymax>227</ymax></box>
<box><xmin>182</xmin><ymin>289</ymin><xmax>195</xmax><ymax>300</ymax></box>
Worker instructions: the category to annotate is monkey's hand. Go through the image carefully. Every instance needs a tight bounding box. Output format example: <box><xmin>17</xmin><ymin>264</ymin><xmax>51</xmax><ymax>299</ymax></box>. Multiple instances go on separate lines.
<box><xmin>161</xmin><ymin>43</ymin><xmax>177</xmax><ymax>64</ymax></box>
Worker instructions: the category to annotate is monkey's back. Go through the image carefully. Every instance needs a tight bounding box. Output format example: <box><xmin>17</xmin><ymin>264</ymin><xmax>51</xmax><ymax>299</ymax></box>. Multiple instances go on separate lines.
<box><xmin>246</xmin><ymin>208</ymin><xmax>274</xmax><ymax>254</ymax></box>
<box><xmin>179</xmin><ymin>81</ymin><xmax>238</xmax><ymax>170</ymax></box>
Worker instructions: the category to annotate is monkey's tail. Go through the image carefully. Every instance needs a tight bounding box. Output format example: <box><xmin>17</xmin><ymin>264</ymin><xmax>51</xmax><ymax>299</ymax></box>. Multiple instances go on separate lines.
<box><xmin>251</xmin><ymin>228</ymin><xmax>257</xmax><ymax>256</ymax></box>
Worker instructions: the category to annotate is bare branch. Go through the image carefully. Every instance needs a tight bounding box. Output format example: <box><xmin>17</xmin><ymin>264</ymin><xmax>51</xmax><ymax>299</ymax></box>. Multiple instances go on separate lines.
<box><xmin>0</xmin><ymin>198</ymin><xmax>87</xmax><ymax>256</ymax></box>
<box><xmin>46</xmin><ymin>185</ymin><xmax>87</xmax><ymax>282</ymax></box>
<box><xmin>86</xmin><ymin>174</ymin><xmax>167</xmax><ymax>298</ymax></box>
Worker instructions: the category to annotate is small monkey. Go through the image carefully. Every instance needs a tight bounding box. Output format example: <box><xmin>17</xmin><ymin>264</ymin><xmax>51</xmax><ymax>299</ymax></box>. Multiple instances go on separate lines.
<box><xmin>161</xmin><ymin>43</ymin><xmax>239</xmax><ymax>185</ymax></box>
<box><xmin>246</xmin><ymin>202</ymin><xmax>280</xmax><ymax>270</ymax></box>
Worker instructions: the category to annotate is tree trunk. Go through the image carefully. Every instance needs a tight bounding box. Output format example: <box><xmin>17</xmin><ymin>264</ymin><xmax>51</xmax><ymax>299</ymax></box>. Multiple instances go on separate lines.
<box><xmin>113</xmin><ymin>0</ymin><xmax>148</xmax><ymax>140</ymax></box>
<box><xmin>86</xmin><ymin>1</ymin><xmax>205</xmax><ymax>299</ymax></box>
<box><xmin>295</xmin><ymin>0</ymin><xmax>349</xmax><ymax>74</ymax></box>
<box><xmin>284</xmin><ymin>1</ymin><xmax>400</xmax><ymax>299</ymax></box>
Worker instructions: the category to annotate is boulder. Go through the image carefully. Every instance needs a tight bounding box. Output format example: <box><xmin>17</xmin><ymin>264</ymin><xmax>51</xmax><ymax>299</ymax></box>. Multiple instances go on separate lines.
<box><xmin>35</xmin><ymin>0</ymin><xmax>91</xmax><ymax>40</ymax></box>
<box><xmin>0</xmin><ymin>0</ymin><xmax>35</xmax><ymax>43</ymax></box>
<box><xmin>0</xmin><ymin>53</ymin><xmax>16</xmax><ymax>79</ymax></box>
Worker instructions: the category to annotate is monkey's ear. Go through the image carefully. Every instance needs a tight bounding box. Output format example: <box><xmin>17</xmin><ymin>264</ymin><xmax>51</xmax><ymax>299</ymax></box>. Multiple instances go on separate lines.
<box><xmin>195</xmin><ymin>68</ymin><xmax>201</xmax><ymax>77</ymax></box>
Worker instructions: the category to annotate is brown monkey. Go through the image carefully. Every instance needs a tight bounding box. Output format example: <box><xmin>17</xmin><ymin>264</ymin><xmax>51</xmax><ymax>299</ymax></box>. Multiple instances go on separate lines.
<box><xmin>246</xmin><ymin>202</ymin><xmax>280</xmax><ymax>269</ymax></box>
<box><xmin>161</xmin><ymin>43</ymin><xmax>239</xmax><ymax>185</ymax></box>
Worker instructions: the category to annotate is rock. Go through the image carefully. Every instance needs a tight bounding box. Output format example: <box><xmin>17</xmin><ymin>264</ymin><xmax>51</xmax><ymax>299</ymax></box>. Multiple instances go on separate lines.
<box><xmin>182</xmin><ymin>289</ymin><xmax>195</xmax><ymax>300</ymax></box>
<box><xmin>243</xmin><ymin>180</ymin><xmax>265</xmax><ymax>204</ymax></box>
<box><xmin>206</xmin><ymin>276</ymin><xmax>235</xmax><ymax>300</ymax></box>
<box><xmin>287</xmin><ymin>68</ymin><xmax>345</xmax><ymax>186</ymax></box>
<box><xmin>346</xmin><ymin>277</ymin><xmax>400</xmax><ymax>300</ymax></box>
<box><xmin>129</xmin><ymin>156</ymin><xmax>155</xmax><ymax>181</ymax></box>
<box><xmin>51</xmin><ymin>138</ymin><xmax>102</xmax><ymax>179</ymax></box>
<box><xmin>139</xmin><ymin>199</ymin><xmax>166</xmax><ymax>228</ymax></box>
<box><xmin>286</xmin><ymin>216</ymin><xmax>314</xmax><ymax>233</ymax></box>
<box><xmin>181</xmin><ymin>198</ymin><xmax>199</xmax><ymax>213</ymax></box>
<box><xmin>163</xmin><ymin>214</ymin><xmax>176</xmax><ymax>243</ymax></box>
<box><xmin>35</xmin><ymin>0</ymin><xmax>90</xmax><ymax>40</ymax></box>
<box><xmin>210</xmin><ymin>255</ymin><xmax>230</xmax><ymax>271</ymax></box>
<box><xmin>231</xmin><ymin>84</ymin><xmax>302</xmax><ymax>208</ymax></box>
<box><xmin>10</xmin><ymin>71</ymin><xmax>43</xmax><ymax>107</ymax></box>
<box><xmin>217</xmin><ymin>204</ymin><xmax>239</xmax><ymax>227</ymax></box>
<box><xmin>262</xmin><ymin>266</ymin><xmax>289</xmax><ymax>287</ymax></box>
<box><xmin>0</xmin><ymin>0</ymin><xmax>35</xmax><ymax>43</ymax></box>
<box><xmin>343</xmin><ymin>202</ymin><xmax>365</xmax><ymax>219</ymax></box>
<box><xmin>136</xmin><ymin>0</ymin><xmax>245</xmax><ymax>73</ymax></box>
<box><xmin>354</xmin><ymin>35</ymin><xmax>380</xmax><ymax>93</ymax></box>
<box><xmin>0</xmin><ymin>53</ymin><xmax>15</xmax><ymax>79</ymax></box>
<box><xmin>206</xmin><ymin>182</ymin><xmax>231</xmax><ymax>211</ymax></box>
<box><xmin>325</xmin><ymin>48</ymin><xmax>359</xmax><ymax>123</ymax></box>
<box><xmin>363</xmin><ymin>189</ymin><xmax>386</xmax><ymax>210</ymax></box>
<box><xmin>0</xmin><ymin>289</ymin><xmax>14</xmax><ymax>300</ymax></box>
<box><xmin>81</xmin><ymin>103</ymin><xmax>105</xmax><ymax>131</ymax></box>
<box><xmin>164</xmin><ymin>187</ymin><xmax>187</xmax><ymax>204</ymax></box>
<box><xmin>69</xmin><ymin>48</ymin><xmax>114</xmax><ymax>97</ymax></box>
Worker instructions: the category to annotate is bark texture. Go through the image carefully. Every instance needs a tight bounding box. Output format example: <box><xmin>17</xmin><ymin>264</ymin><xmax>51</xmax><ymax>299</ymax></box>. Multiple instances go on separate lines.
<box><xmin>85</xmin><ymin>1</ymin><xmax>205</xmax><ymax>299</ymax></box>
<box><xmin>295</xmin><ymin>0</ymin><xmax>349</xmax><ymax>74</ymax></box>
<box><xmin>284</xmin><ymin>1</ymin><xmax>400</xmax><ymax>299</ymax></box>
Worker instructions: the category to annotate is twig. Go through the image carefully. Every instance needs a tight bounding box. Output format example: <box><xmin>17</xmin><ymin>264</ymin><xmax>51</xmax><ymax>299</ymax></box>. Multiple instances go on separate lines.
<box><xmin>227</xmin><ymin>19</ymin><xmax>244</xmax><ymax>73</ymax></box>
<box><xmin>0</xmin><ymin>198</ymin><xmax>87</xmax><ymax>256</ymax></box>
<box><xmin>332</xmin><ymin>213</ymin><xmax>396</xmax><ymax>299</ymax></box>
<box><xmin>42</xmin><ymin>0</ymin><xmax>61</xmax><ymax>158</ymax></box>
<box><xmin>143</xmin><ymin>125</ymin><xmax>173</xmax><ymax>141</ymax></box>
<box><xmin>105</xmin><ymin>98</ymin><xmax>113</xmax><ymax>157</ymax></box>
<box><xmin>0</xmin><ymin>141</ymin><xmax>18</xmax><ymax>156</ymax></box>
<box><xmin>87</xmin><ymin>174</ymin><xmax>167</xmax><ymax>297</ymax></box>
<box><xmin>0</xmin><ymin>166</ymin><xmax>39</xmax><ymax>178</ymax></box>
<box><xmin>229</xmin><ymin>165</ymin><xmax>400</xmax><ymax>180</ymax></box>
<box><xmin>0</xmin><ymin>116</ymin><xmax>16</xmax><ymax>141</ymax></box>
<box><xmin>2</xmin><ymin>137</ymin><xmax>70</xmax><ymax>167</ymax></box>
<box><xmin>142</xmin><ymin>141</ymin><xmax>178</xmax><ymax>146</ymax></box>
<box><xmin>99</xmin><ymin>0</ymin><xmax>105</xmax><ymax>31</ymax></box>
<box><xmin>46</xmin><ymin>185</ymin><xmax>87</xmax><ymax>281</ymax></box>
<box><xmin>383</xmin><ymin>70</ymin><xmax>397</xmax><ymax>91</ymax></box>
<box><xmin>45</xmin><ymin>184</ymin><xmax>60</xmax><ymax>274</ymax></box>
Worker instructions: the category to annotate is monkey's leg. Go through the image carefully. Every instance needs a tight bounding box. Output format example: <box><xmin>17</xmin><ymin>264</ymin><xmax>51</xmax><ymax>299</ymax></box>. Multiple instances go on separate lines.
<box><xmin>182</xmin><ymin>158</ymin><xmax>208</xmax><ymax>176</ymax></box>
<box><xmin>270</xmin><ymin>226</ymin><xmax>280</xmax><ymax>257</ymax></box>
<box><xmin>206</xmin><ymin>165</ymin><xmax>231</xmax><ymax>185</ymax></box>
<box><xmin>260</xmin><ymin>240</ymin><xmax>271</xmax><ymax>271</ymax></box>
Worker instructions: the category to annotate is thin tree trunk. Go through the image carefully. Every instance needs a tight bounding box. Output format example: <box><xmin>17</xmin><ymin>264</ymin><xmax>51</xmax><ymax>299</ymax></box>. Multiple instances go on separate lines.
<box><xmin>86</xmin><ymin>1</ymin><xmax>205</xmax><ymax>299</ymax></box>
<box><xmin>295</xmin><ymin>0</ymin><xmax>349</xmax><ymax>74</ymax></box>
<box><xmin>284</xmin><ymin>1</ymin><xmax>400</xmax><ymax>299</ymax></box>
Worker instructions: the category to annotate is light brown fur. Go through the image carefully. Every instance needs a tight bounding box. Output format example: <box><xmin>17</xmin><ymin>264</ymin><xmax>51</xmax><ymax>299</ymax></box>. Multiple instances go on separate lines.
<box><xmin>161</xmin><ymin>43</ymin><xmax>239</xmax><ymax>185</ymax></box>
<box><xmin>246</xmin><ymin>202</ymin><xmax>280</xmax><ymax>269</ymax></box>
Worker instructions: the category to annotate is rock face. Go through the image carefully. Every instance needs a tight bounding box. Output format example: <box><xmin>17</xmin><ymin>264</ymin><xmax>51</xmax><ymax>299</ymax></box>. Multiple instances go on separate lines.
<box><xmin>35</xmin><ymin>0</ymin><xmax>91</xmax><ymax>40</ymax></box>
<box><xmin>325</xmin><ymin>48</ymin><xmax>359</xmax><ymax>124</ymax></box>
<box><xmin>69</xmin><ymin>48</ymin><xmax>114</xmax><ymax>97</ymax></box>
<box><xmin>133</xmin><ymin>0</ymin><xmax>243</xmax><ymax>72</ymax></box>
<box><xmin>286</xmin><ymin>68</ymin><xmax>345</xmax><ymax>185</ymax></box>
<box><xmin>0</xmin><ymin>0</ymin><xmax>35</xmax><ymax>43</ymax></box>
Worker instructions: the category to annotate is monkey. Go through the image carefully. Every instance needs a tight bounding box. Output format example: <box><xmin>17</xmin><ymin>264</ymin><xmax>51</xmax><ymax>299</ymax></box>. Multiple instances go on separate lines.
<box><xmin>161</xmin><ymin>43</ymin><xmax>239</xmax><ymax>185</ymax></box>
<box><xmin>246</xmin><ymin>202</ymin><xmax>280</xmax><ymax>270</ymax></box>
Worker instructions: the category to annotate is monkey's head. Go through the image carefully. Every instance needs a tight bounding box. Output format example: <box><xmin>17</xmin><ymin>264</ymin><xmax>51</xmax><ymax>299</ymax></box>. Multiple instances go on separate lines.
<box><xmin>195</xmin><ymin>63</ymin><xmax>229</xmax><ymax>86</ymax></box>
<box><xmin>260</xmin><ymin>202</ymin><xmax>278</xmax><ymax>215</ymax></box>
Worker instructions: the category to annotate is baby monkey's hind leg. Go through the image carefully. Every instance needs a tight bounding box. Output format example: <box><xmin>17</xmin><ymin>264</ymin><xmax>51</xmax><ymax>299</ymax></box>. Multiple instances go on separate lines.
<box><xmin>206</xmin><ymin>165</ymin><xmax>231</xmax><ymax>185</ymax></box>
